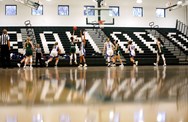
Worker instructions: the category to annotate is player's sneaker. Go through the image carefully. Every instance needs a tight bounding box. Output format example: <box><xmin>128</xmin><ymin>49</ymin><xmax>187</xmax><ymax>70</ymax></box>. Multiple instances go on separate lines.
<box><xmin>45</xmin><ymin>61</ymin><xmax>48</xmax><ymax>67</ymax></box>
<box><xmin>74</xmin><ymin>61</ymin><xmax>77</xmax><ymax>65</ymax></box>
<box><xmin>154</xmin><ymin>63</ymin><xmax>158</xmax><ymax>66</ymax></box>
<box><xmin>17</xmin><ymin>63</ymin><xmax>21</xmax><ymax>68</ymax></box>
<box><xmin>111</xmin><ymin>64</ymin><xmax>116</xmax><ymax>67</ymax></box>
<box><xmin>84</xmin><ymin>64</ymin><xmax>87</xmax><ymax>67</ymax></box>
<box><xmin>78</xmin><ymin>64</ymin><xmax>82</xmax><ymax>68</ymax></box>
<box><xmin>119</xmin><ymin>64</ymin><xmax>124</xmax><ymax>67</ymax></box>
<box><xmin>135</xmin><ymin>61</ymin><xmax>138</xmax><ymax>66</ymax></box>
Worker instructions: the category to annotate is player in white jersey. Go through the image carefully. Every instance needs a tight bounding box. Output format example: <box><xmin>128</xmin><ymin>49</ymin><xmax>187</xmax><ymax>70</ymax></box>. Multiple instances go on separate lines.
<box><xmin>17</xmin><ymin>50</ymin><xmax>27</xmax><ymax>68</ymax></box>
<box><xmin>126</xmin><ymin>40</ymin><xmax>138</xmax><ymax>66</ymax></box>
<box><xmin>103</xmin><ymin>38</ymin><xmax>115</xmax><ymax>67</ymax></box>
<box><xmin>45</xmin><ymin>42</ymin><xmax>61</xmax><ymax>67</ymax></box>
<box><xmin>78</xmin><ymin>30</ymin><xmax>87</xmax><ymax>67</ymax></box>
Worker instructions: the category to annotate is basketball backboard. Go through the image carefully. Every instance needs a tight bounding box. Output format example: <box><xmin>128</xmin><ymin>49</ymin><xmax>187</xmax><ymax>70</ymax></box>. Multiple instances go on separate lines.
<box><xmin>86</xmin><ymin>8</ymin><xmax>115</xmax><ymax>25</ymax></box>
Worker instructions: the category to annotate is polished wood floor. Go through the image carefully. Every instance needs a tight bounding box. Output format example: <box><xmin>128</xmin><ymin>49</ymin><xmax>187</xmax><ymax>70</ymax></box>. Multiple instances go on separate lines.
<box><xmin>0</xmin><ymin>66</ymin><xmax>187</xmax><ymax>122</ymax></box>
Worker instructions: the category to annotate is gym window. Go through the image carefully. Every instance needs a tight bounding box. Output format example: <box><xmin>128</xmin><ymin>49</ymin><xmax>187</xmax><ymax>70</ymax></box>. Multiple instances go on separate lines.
<box><xmin>58</xmin><ymin>5</ymin><xmax>69</xmax><ymax>16</ymax></box>
<box><xmin>84</xmin><ymin>5</ymin><xmax>95</xmax><ymax>16</ymax></box>
<box><xmin>5</xmin><ymin>5</ymin><xmax>17</xmax><ymax>16</ymax></box>
<box><xmin>32</xmin><ymin>5</ymin><xmax>43</xmax><ymax>15</ymax></box>
<box><xmin>156</xmin><ymin>8</ymin><xmax>166</xmax><ymax>18</ymax></box>
<box><xmin>133</xmin><ymin>7</ymin><xmax>143</xmax><ymax>17</ymax></box>
<box><xmin>109</xmin><ymin>6</ymin><xmax>120</xmax><ymax>16</ymax></box>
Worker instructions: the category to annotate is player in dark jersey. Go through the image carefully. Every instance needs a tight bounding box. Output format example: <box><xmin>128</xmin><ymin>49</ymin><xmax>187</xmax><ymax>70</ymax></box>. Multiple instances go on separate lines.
<box><xmin>23</xmin><ymin>37</ymin><xmax>34</xmax><ymax>69</ymax></box>
<box><xmin>154</xmin><ymin>38</ymin><xmax>166</xmax><ymax>66</ymax></box>
<box><xmin>113</xmin><ymin>40</ymin><xmax>124</xmax><ymax>67</ymax></box>
<box><xmin>70</xmin><ymin>30</ymin><xmax>77</xmax><ymax>65</ymax></box>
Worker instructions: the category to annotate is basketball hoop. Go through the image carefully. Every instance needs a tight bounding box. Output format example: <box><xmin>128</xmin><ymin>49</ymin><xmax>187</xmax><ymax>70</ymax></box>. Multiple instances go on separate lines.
<box><xmin>98</xmin><ymin>20</ymin><xmax>105</xmax><ymax>29</ymax></box>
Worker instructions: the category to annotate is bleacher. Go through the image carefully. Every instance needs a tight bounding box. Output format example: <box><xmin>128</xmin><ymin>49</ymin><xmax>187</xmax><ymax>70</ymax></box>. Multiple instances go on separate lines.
<box><xmin>158</xmin><ymin>28</ymin><xmax>188</xmax><ymax>60</ymax></box>
<box><xmin>0</xmin><ymin>26</ymin><xmax>184</xmax><ymax>67</ymax></box>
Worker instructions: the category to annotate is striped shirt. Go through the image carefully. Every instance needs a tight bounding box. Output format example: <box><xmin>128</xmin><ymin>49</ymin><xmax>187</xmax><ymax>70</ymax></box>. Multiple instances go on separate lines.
<box><xmin>0</xmin><ymin>34</ymin><xmax>10</xmax><ymax>45</ymax></box>
<box><xmin>36</xmin><ymin>47</ymin><xmax>42</xmax><ymax>53</ymax></box>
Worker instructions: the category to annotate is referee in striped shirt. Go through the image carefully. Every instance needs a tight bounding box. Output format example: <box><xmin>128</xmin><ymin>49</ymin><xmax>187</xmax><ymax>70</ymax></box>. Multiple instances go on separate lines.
<box><xmin>0</xmin><ymin>29</ymin><xmax>11</xmax><ymax>68</ymax></box>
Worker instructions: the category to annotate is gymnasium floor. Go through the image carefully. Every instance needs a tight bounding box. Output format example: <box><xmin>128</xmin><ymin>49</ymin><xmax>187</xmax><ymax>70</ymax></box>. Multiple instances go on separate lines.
<box><xmin>0</xmin><ymin>66</ymin><xmax>187</xmax><ymax>122</ymax></box>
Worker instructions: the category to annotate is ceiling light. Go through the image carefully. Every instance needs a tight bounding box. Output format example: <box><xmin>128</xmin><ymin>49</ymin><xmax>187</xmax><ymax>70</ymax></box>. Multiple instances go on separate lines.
<box><xmin>136</xmin><ymin>0</ymin><xmax>143</xmax><ymax>4</ymax></box>
<box><xmin>177</xmin><ymin>0</ymin><xmax>183</xmax><ymax>5</ymax></box>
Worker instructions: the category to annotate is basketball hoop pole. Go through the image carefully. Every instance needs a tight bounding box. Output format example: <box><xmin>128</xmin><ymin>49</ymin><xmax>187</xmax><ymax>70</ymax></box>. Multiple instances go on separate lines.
<box><xmin>97</xmin><ymin>0</ymin><xmax>102</xmax><ymax>22</ymax></box>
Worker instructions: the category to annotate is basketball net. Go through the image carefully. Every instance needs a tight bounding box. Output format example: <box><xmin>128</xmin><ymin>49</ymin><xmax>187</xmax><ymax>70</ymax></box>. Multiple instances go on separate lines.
<box><xmin>98</xmin><ymin>20</ymin><xmax>105</xmax><ymax>29</ymax></box>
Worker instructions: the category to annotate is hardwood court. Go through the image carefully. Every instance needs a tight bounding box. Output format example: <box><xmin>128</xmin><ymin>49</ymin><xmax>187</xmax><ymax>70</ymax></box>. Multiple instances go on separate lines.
<box><xmin>0</xmin><ymin>66</ymin><xmax>187</xmax><ymax>122</ymax></box>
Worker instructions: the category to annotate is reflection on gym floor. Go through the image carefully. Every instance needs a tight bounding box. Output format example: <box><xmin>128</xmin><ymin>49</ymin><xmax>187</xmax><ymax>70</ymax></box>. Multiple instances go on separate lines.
<box><xmin>0</xmin><ymin>66</ymin><xmax>188</xmax><ymax>122</ymax></box>
<box><xmin>0</xmin><ymin>66</ymin><xmax>188</xmax><ymax>104</ymax></box>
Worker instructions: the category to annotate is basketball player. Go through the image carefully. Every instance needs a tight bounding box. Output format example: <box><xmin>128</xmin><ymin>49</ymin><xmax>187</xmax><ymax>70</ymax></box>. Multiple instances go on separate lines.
<box><xmin>78</xmin><ymin>30</ymin><xmax>87</xmax><ymax>67</ymax></box>
<box><xmin>45</xmin><ymin>42</ymin><xmax>61</xmax><ymax>67</ymax></box>
<box><xmin>103</xmin><ymin>38</ymin><xmax>115</xmax><ymax>67</ymax></box>
<box><xmin>17</xmin><ymin>40</ymin><xmax>27</xmax><ymax>67</ymax></box>
<box><xmin>126</xmin><ymin>40</ymin><xmax>138</xmax><ymax>66</ymax></box>
<box><xmin>17</xmin><ymin>48</ymin><xmax>26</xmax><ymax>68</ymax></box>
<box><xmin>113</xmin><ymin>40</ymin><xmax>124</xmax><ymax>67</ymax></box>
<box><xmin>70</xmin><ymin>30</ymin><xmax>77</xmax><ymax>65</ymax></box>
<box><xmin>154</xmin><ymin>38</ymin><xmax>166</xmax><ymax>66</ymax></box>
<box><xmin>23</xmin><ymin>37</ymin><xmax>34</xmax><ymax>69</ymax></box>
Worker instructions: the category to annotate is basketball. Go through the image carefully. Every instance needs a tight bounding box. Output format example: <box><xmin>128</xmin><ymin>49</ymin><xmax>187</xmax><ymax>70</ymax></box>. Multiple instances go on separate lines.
<box><xmin>73</xmin><ymin>26</ymin><xmax>77</xmax><ymax>30</ymax></box>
